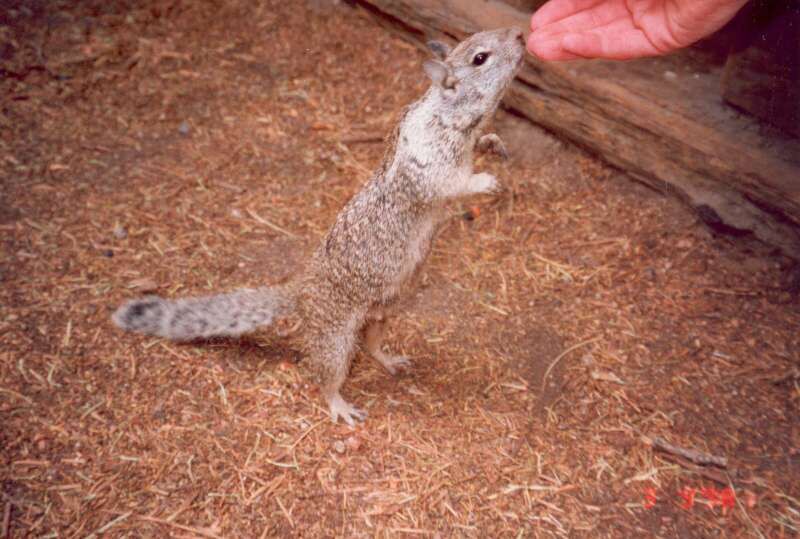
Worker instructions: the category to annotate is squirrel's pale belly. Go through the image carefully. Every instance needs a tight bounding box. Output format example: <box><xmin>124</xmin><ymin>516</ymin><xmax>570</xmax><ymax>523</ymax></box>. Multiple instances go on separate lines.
<box><xmin>382</xmin><ymin>211</ymin><xmax>440</xmax><ymax>303</ymax></box>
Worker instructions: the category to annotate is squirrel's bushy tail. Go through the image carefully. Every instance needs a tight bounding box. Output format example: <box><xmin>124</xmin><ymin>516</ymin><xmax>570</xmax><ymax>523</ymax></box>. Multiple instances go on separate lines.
<box><xmin>112</xmin><ymin>286</ymin><xmax>293</xmax><ymax>341</ymax></box>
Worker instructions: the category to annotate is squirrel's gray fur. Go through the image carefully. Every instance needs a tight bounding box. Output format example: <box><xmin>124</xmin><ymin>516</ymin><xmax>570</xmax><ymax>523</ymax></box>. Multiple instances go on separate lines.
<box><xmin>113</xmin><ymin>28</ymin><xmax>526</xmax><ymax>425</ymax></box>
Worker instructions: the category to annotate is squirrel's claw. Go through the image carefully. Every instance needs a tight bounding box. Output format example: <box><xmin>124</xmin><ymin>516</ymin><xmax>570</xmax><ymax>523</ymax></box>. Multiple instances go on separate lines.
<box><xmin>477</xmin><ymin>133</ymin><xmax>509</xmax><ymax>160</ymax></box>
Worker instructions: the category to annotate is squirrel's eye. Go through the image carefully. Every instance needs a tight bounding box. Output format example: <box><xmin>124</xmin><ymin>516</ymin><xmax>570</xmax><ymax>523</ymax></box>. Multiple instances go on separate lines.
<box><xmin>472</xmin><ymin>52</ymin><xmax>489</xmax><ymax>66</ymax></box>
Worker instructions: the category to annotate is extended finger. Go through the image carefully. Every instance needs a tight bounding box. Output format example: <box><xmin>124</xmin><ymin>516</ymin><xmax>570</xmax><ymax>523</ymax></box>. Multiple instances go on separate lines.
<box><xmin>528</xmin><ymin>10</ymin><xmax>629</xmax><ymax>60</ymax></box>
<box><xmin>531</xmin><ymin>2</ymin><xmax>628</xmax><ymax>36</ymax></box>
<box><xmin>530</xmin><ymin>0</ymin><xmax>605</xmax><ymax>31</ymax></box>
<box><xmin>527</xmin><ymin>34</ymin><xmax>583</xmax><ymax>60</ymax></box>
<box><xmin>561</xmin><ymin>24</ymin><xmax>664</xmax><ymax>60</ymax></box>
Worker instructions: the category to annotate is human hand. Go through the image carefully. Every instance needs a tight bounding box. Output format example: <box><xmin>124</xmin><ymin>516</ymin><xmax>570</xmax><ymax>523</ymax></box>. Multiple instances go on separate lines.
<box><xmin>527</xmin><ymin>0</ymin><xmax>749</xmax><ymax>61</ymax></box>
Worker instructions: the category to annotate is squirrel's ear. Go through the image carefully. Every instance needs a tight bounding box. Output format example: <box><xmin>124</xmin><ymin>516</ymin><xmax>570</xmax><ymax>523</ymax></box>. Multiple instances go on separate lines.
<box><xmin>423</xmin><ymin>59</ymin><xmax>455</xmax><ymax>89</ymax></box>
<box><xmin>426</xmin><ymin>40</ymin><xmax>451</xmax><ymax>60</ymax></box>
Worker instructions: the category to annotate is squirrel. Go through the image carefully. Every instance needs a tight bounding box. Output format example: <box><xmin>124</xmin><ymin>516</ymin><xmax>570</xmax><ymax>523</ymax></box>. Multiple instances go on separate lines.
<box><xmin>113</xmin><ymin>28</ymin><xmax>526</xmax><ymax>425</ymax></box>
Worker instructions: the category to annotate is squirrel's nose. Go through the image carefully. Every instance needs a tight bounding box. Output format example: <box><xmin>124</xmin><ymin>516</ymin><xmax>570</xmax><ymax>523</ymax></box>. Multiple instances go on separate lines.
<box><xmin>508</xmin><ymin>27</ymin><xmax>525</xmax><ymax>45</ymax></box>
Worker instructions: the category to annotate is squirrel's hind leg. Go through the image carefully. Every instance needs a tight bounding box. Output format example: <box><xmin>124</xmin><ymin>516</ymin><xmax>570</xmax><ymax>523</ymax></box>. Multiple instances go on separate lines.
<box><xmin>309</xmin><ymin>324</ymin><xmax>367</xmax><ymax>426</ymax></box>
<box><xmin>364</xmin><ymin>319</ymin><xmax>412</xmax><ymax>376</ymax></box>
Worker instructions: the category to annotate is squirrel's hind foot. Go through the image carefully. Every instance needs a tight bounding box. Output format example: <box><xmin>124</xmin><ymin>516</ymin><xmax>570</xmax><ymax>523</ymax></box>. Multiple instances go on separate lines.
<box><xmin>376</xmin><ymin>354</ymin><xmax>412</xmax><ymax>376</ymax></box>
<box><xmin>328</xmin><ymin>393</ymin><xmax>367</xmax><ymax>426</ymax></box>
<box><xmin>364</xmin><ymin>319</ymin><xmax>413</xmax><ymax>375</ymax></box>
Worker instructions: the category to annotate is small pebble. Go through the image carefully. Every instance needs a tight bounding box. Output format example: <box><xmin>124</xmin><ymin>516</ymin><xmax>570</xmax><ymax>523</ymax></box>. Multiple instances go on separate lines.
<box><xmin>463</xmin><ymin>206</ymin><xmax>481</xmax><ymax>221</ymax></box>
<box><xmin>333</xmin><ymin>440</ymin><xmax>345</xmax><ymax>454</ymax></box>
<box><xmin>231</xmin><ymin>209</ymin><xmax>242</xmax><ymax>218</ymax></box>
<box><xmin>345</xmin><ymin>436</ymin><xmax>361</xmax><ymax>451</ymax></box>
<box><xmin>178</xmin><ymin>121</ymin><xmax>191</xmax><ymax>135</ymax></box>
<box><xmin>113</xmin><ymin>225</ymin><xmax>128</xmax><ymax>239</ymax></box>
<box><xmin>102</xmin><ymin>249</ymin><xmax>114</xmax><ymax>258</ymax></box>
<box><xmin>663</xmin><ymin>70</ymin><xmax>677</xmax><ymax>80</ymax></box>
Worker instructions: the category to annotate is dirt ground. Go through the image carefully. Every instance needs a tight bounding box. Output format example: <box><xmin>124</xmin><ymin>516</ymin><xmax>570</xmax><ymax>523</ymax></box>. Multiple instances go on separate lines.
<box><xmin>2</xmin><ymin>1</ymin><xmax>799</xmax><ymax>537</ymax></box>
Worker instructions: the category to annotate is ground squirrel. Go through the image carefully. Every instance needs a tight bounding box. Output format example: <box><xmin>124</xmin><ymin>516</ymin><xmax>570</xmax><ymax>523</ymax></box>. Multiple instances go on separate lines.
<box><xmin>113</xmin><ymin>28</ymin><xmax>526</xmax><ymax>425</ymax></box>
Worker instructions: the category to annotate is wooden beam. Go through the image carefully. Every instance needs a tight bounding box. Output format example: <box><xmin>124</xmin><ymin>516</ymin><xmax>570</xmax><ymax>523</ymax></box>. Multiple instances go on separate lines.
<box><xmin>355</xmin><ymin>0</ymin><xmax>800</xmax><ymax>258</ymax></box>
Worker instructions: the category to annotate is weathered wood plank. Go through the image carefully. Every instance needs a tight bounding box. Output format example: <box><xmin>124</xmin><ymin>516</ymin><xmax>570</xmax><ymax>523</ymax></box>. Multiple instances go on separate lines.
<box><xmin>355</xmin><ymin>0</ymin><xmax>800</xmax><ymax>257</ymax></box>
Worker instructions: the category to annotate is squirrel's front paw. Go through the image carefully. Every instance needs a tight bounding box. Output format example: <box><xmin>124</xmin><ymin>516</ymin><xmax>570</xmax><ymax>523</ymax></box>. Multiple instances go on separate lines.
<box><xmin>471</xmin><ymin>172</ymin><xmax>500</xmax><ymax>194</ymax></box>
<box><xmin>477</xmin><ymin>134</ymin><xmax>509</xmax><ymax>160</ymax></box>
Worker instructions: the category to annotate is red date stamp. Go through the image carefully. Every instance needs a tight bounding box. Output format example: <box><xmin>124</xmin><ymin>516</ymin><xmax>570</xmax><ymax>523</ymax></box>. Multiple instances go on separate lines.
<box><xmin>642</xmin><ymin>486</ymin><xmax>756</xmax><ymax>515</ymax></box>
